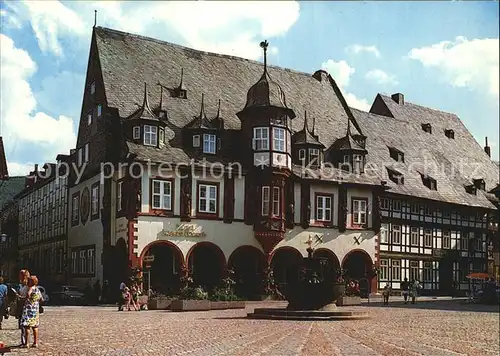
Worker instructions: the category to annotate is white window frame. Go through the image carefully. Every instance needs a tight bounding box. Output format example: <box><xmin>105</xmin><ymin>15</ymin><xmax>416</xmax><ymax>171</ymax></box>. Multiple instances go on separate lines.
<box><xmin>411</xmin><ymin>203</ymin><xmax>420</xmax><ymax>214</ymax></box>
<box><xmin>72</xmin><ymin>195</ymin><xmax>79</xmax><ymax>224</ymax></box>
<box><xmin>261</xmin><ymin>186</ymin><xmax>270</xmax><ymax>216</ymax></box>
<box><xmin>80</xmin><ymin>250</ymin><xmax>86</xmax><ymax>274</ymax></box>
<box><xmin>380</xmin><ymin>223</ymin><xmax>389</xmax><ymax>243</ymax></box>
<box><xmin>193</xmin><ymin>135</ymin><xmax>200</xmax><ymax>147</ymax></box>
<box><xmin>72</xmin><ymin>251</ymin><xmax>77</xmax><ymax>274</ymax></box>
<box><xmin>298</xmin><ymin>149</ymin><xmax>305</xmax><ymax>161</ymax></box>
<box><xmin>423</xmin><ymin>262</ymin><xmax>432</xmax><ymax>282</ymax></box>
<box><xmin>353</xmin><ymin>154</ymin><xmax>362</xmax><ymax>172</ymax></box>
<box><xmin>91</xmin><ymin>185</ymin><xmax>99</xmax><ymax>215</ymax></box>
<box><xmin>152</xmin><ymin>179</ymin><xmax>172</xmax><ymax>210</ymax></box>
<box><xmin>410</xmin><ymin>260</ymin><xmax>419</xmax><ymax>281</ymax></box>
<box><xmin>133</xmin><ymin>126</ymin><xmax>140</xmax><ymax>139</ymax></box>
<box><xmin>253</xmin><ymin>127</ymin><xmax>269</xmax><ymax>151</ymax></box>
<box><xmin>84</xmin><ymin>143</ymin><xmax>89</xmax><ymax>163</ymax></box>
<box><xmin>78</xmin><ymin>148</ymin><xmax>83</xmax><ymax>167</ymax></box>
<box><xmin>97</xmin><ymin>104</ymin><xmax>102</xmax><ymax>117</ymax></box>
<box><xmin>391</xmin><ymin>260</ymin><xmax>401</xmax><ymax>281</ymax></box>
<box><xmin>442</xmin><ymin>230</ymin><xmax>451</xmax><ymax>249</ymax></box>
<box><xmin>352</xmin><ymin>199</ymin><xmax>367</xmax><ymax>225</ymax></box>
<box><xmin>316</xmin><ymin>195</ymin><xmax>332</xmax><ymax>222</ymax></box>
<box><xmin>159</xmin><ymin>129</ymin><xmax>165</xmax><ymax>145</ymax></box>
<box><xmin>272</xmin><ymin>186</ymin><xmax>280</xmax><ymax>216</ymax></box>
<box><xmin>380</xmin><ymin>198</ymin><xmax>389</xmax><ymax>210</ymax></box>
<box><xmin>379</xmin><ymin>259</ymin><xmax>389</xmax><ymax>280</ymax></box>
<box><xmin>117</xmin><ymin>181</ymin><xmax>123</xmax><ymax>211</ymax></box>
<box><xmin>87</xmin><ymin>111</ymin><xmax>92</xmax><ymax>125</ymax></box>
<box><xmin>144</xmin><ymin>125</ymin><xmax>158</xmax><ymax>146</ymax></box>
<box><xmin>391</xmin><ymin>225</ymin><xmax>401</xmax><ymax>244</ymax></box>
<box><xmin>461</xmin><ymin>232</ymin><xmax>469</xmax><ymax>251</ymax></box>
<box><xmin>343</xmin><ymin>155</ymin><xmax>349</xmax><ymax>163</ymax></box>
<box><xmin>87</xmin><ymin>249</ymin><xmax>94</xmax><ymax>274</ymax></box>
<box><xmin>309</xmin><ymin>148</ymin><xmax>320</xmax><ymax>165</ymax></box>
<box><xmin>410</xmin><ymin>227</ymin><xmax>419</xmax><ymax>246</ymax></box>
<box><xmin>392</xmin><ymin>200</ymin><xmax>401</xmax><ymax>211</ymax></box>
<box><xmin>424</xmin><ymin>229</ymin><xmax>432</xmax><ymax>247</ymax></box>
<box><xmin>198</xmin><ymin>184</ymin><xmax>217</xmax><ymax>214</ymax></box>
<box><xmin>273</xmin><ymin>127</ymin><xmax>285</xmax><ymax>152</ymax></box>
<box><xmin>203</xmin><ymin>134</ymin><xmax>216</xmax><ymax>154</ymax></box>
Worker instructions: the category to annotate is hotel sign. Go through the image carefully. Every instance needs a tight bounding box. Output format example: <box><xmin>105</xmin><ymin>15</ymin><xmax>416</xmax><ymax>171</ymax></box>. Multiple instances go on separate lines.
<box><xmin>161</xmin><ymin>224</ymin><xmax>206</xmax><ymax>238</ymax></box>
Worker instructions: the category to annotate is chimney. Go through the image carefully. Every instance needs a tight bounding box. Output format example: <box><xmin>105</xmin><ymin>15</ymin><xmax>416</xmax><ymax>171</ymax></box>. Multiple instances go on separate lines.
<box><xmin>391</xmin><ymin>93</ymin><xmax>404</xmax><ymax>105</ymax></box>
<box><xmin>484</xmin><ymin>137</ymin><xmax>491</xmax><ymax>157</ymax></box>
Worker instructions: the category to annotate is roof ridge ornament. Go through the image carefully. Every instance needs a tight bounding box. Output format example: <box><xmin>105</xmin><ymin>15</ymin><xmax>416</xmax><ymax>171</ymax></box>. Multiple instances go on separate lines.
<box><xmin>94</xmin><ymin>10</ymin><xmax>97</xmax><ymax>28</ymax></box>
<box><xmin>199</xmin><ymin>93</ymin><xmax>207</xmax><ymax>120</ymax></box>
<box><xmin>216</xmin><ymin>99</ymin><xmax>221</xmax><ymax>118</ymax></box>
<box><xmin>303</xmin><ymin>110</ymin><xmax>309</xmax><ymax>132</ymax></box>
<box><xmin>178</xmin><ymin>68</ymin><xmax>185</xmax><ymax>90</ymax></box>
<box><xmin>311</xmin><ymin>117</ymin><xmax>316</xmax><ymax>135</ymax></box>
<box><xmin>260</xmin><ymin>40</ymin><xmax>269</xmax><ymax>73</ymax></box>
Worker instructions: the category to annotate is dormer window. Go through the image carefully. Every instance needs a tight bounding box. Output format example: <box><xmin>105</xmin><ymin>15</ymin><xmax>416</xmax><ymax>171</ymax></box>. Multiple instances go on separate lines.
<box><xmin>353</xmin><ymin>154</ymin><xmax>363</xmax><ymax>173</ymax></box>
<box><xmin>387</xmin><ymin>168</ymin><xmax>404</xmax><ymax>185</ymax></box>
<box><xmin>97</xmin><ymin>104</ymin><xmax>102</xmax><ymax>118</ymax></box>
<box><xmin>299</xmin><ymin>149</ymin><xmax>305</xmax><ymax>161</ymax></box>
<box><xmin>178</xmin><ymin>89</ymin><xmax>187</xmax><ymax>99</ymax></box>
<box><xmin>445</xmin><ymin>129</ymin><xmax>455</xmax><ymax>139</ymax></box>
<box><xmin>159</xmin><ymin>129</ymin><xmax>165</xmax><ymax>145</ymax></box>
<box><xmin>203</xmin><ymin>134</ymin><xmax>216</xmax><ymax>154</ymax></box>
<box><xmin>422</xmin><ymin>123</ymin><xmax>432</xmax><ymax>134</ymax></box>
<box><xmin>273</xmin><ymin>127</ymin><xmax>285</xmax><ymax>152</ymax></box>
<box><xmin>421</xmin><ymin>174</ymin><xmax>437</xmax><ymax>190</ymax></box>
<box><xmin>465</xmin><ymin>184</ymin><xmax>477</xmax><ymax>195</ymax></box>
<box><xmin>193</xmin><ymin>135</ymin><xmax>200</xmax><ymax>147</ymax></box>
<box><xmin>388</xmin><ymin>147</ymin><xmax>404</xmax><ymax>162</ymax></box>
<box><xmin>133</xmin><ymin>126</ymin><xmax>140</xmax><ymax>139</ymax></box>
<box><xmin>473</xmin><ymin>178</ymin><xmax>485</xmax><ymax>191</ymax></box>
<box><xmin>144</xmin><ymin>125</ymin><xmax>158</xmax><ymax>146</ymax></box>
<box><xmin>253</xmin><ymin>127</ymin><xmax>269</xmax><ymax>150</ymax></box>
<box><xmin>309</xmin><ymin>148</ymin><xmax>320</xmax><ymax>166</ymax></box>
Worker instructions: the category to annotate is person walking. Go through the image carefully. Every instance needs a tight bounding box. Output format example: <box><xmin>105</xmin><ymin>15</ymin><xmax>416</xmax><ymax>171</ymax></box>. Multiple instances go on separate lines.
<box><xmin>20</xmin><ymin>275</ymin><xmax>43</xmax><ymax>348</ymax></box>
<box><xmin>17</xmin><ymin>269</ymin><xmax>30</xmax><ymax>346</ymax></box>
<box><xmin>93</xmin><ymin>280</ymin><xmax>101</xmax><ymax>304</ymax></box>
<box><xmin>410</xmin><ymin>279</ymin><xmax>420</xmax><ymax>304</ymax></box>
<box><xmin>0</xmin><ymin>277</ymin><xmax>7</xmax><ymax>330</ymax></box>
<box><xmin>401</xmin><ymin>278</ymin><xmax>410</xmax><ymax>304</ymax></box>
<box><xmin>382</xmin><ymin>283</ymin><xmax>391</xmax><ymax>305</ymax></box>
<box><xmin>118</xmin><ymin>281</ymin><xmax>126</xmax><ymax>311</ymax></box>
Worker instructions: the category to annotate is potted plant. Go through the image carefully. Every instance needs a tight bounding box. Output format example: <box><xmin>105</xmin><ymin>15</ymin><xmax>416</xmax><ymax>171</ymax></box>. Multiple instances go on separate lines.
<box><xmin>170</xmin><ymin>272</ymin><xmax>211</xmax><ymax>311</ymax></box>
<box><xmin>209</xmin><ymin>270</ymin><xmax>245</xmax><ymax>310</ymax></box>
<box><xmin>147</xmin><ymin>291</ymin><xmax>175</xmax><ymax>310</ymax></box>
<box><xmin>336</xmin><ymin>278</ymin><xmax>362</xmax><ymax>306</ymax></box>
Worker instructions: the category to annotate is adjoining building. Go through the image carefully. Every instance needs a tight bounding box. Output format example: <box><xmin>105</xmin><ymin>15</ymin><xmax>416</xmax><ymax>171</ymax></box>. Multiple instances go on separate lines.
<box><xmin>65</xmin><ymin>26</ymin><xmax>498</xmax><ymax>297</ymax></box>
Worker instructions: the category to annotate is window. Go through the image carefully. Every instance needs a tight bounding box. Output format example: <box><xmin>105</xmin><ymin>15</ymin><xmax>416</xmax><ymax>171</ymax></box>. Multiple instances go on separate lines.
<box><xmin>193</xmin><ymin>135</ymin><xmax>200</xmax><ymax>147</ymax></box>
<box><xmin>117</xmin><ymin>181</ymin><xmax>123</xmax><ymax>211</ymax></box>
<box><xmin>152</xmin><ymin>180</ymin><xmax>172</xmax><ymax>210</ymax></box>
<box><xmin>91</xmin><ymin>183</ymin><xmax>99</xmax><ymax>217</ymax></box>
<box><xmin>443</xmin><ymin>210</ymin><xmax>451</xmax><ymax>218</ymax></box>
<box><xmin>410</xmin><ymin>261</ymin><xmax>420</xmax><ymax>281</ymax></box>
<box><xmin>410</xmin><ymin>227</ymin><xmax>419</xmax><ymax>246</ymax></box>
<box><xmin>84</xmin><ymin>143</ymin><xmax>89</xmax><ymax>163</ymax></box>
<box><xmin>90</xmin><ymin>81</ymin><xmax>95</xmax><ymax>94</ymax></box>
<box><xmin>80</xmin><ymin>250</ymin><xmax>86</xmax><ymax>274</ymax></box>
<box><xmin>343</xmin><ymin>155</ymin><xmax>349</xmax><ymax>163</ymax></box>
<box><xmin>389</xmin><ymin>147</ymin><xmax>405</xmax><ymax>162</ymax></box>
<box><xmin>179</xmin><ymin>89</ymin><xmax>186</xmax><ymax>99</ymax></box>
<box><xmin>411</xmin><ymin>203</ymin><xmax>420</xmax><ymax>214</ymax></box>
<box><xmin>461</xmin><ymin>232</ymin><xmax>469</xmax><ymax>250</ymax></box>
<box><xmin>380</xmin><ymin>198</ymin><xmax>389</xmax><ymax>210</ymax></box>
<box><xmin>391</xmin><ymin>260</ymin><xmax>401</xmax><ymax>281</ymax></box>
<box><xmin>87</xmin><ymin>111</ymin><xmax>92</xmax><ymax>125</ymax></box>
<box><xmin>144</xmin><ymin>125</ymin><xmax>158</xmax><ymax>146</ymax></box>
<box><xmin>78</xmin><ymin>148</ymin><xmax>83</xmax><ymax>167</ymax></box>
<box><xmin>392</xmin><ymin>200</ymin><xmax>401</xmax><ymax>211</ymax></box>
<box><xmin>298</xmin><ymin>149</ymin><xmax>305</xmax><ymax>161</ymax></box>
<box><xmin>253</xmin><ymin>127</ymin><xmax>269</xmax><ymax>150</ymax></box>
<box><xmin>72</xmin><ymin>193</ymin><xmax>80</xmax><ymax>225</ymax></box>
<box><xmin>424</xmin><ymin>229</ymin><xmax>433</xmax><ymax>247</ymax></box>
<box><xmin>316</xmin><ymin>195</ymin><xmax>332</xmax><ymax>222</ymax></box>
<box><xmin>88</xmin><ymin>249</ymin><xmax>95</xmax><ymax>274</ymax></box>
<box><xmin>425</xmin><ymin>206</ymin><xmax>432</xmax><ymax>216</ymax></box>
<box><xmin>262</xmin><ymin>186</ymin><xmax>270</xmax><ymax>216</ymax></box>
<box><xmin>442</xmin><ymin>230</ymin><xmax>451</xmax><ymax>249</ymax></box>
<box><xmin>97</xmin><ymin>104</ymin><xmax>102</xmax><ymax>117</ymax></box>
<box><xmin>475</xmin><ymin>234</ymin><xmax>483</xmax><ymax>251</ymax></box>
<box><xmin>380</xmin><ymin>223</ymin><xmax>389</xmax><ymax>243</ymax></box>
<box><xmin>352</xmin><ymin>199</ymin><xmax>367</xmax><ymax>225</ymax></box>
<box><xmin>203</xmin><ymin>134</ymin><xmax>216</xmax><ymax>154</ymax></box>
<box><xmin>379</xmin><ymin>260</ymin><xmax>389</xmax><ymax>280</ymax></box>
<box><xmin>159</xmin><ymin>129</ymin><xmax>165</xmax><ymax>146</ymax></box>
<box><xmin>272</xmin><ymin>187</ymin><xmax>280</xmax><ymax>216</ymax></box>
<box><xmin>72</xmin><ymin>251</ymin><xmax>77</xmax><ymax>274</ymax></box>
<box><xmin>309</xmin><ymin>148</ymin><xmax>320</xmax><ymax>165</ymax></box>
<box><xmin>387</xmin><ymin>168</ymin><xmax>404</xmax><ymax>185</ymax></box>
<box><xmin>391</xmin><ymin>225</ymin><xmax>401</xmax><ymax>244</ymax></box>
<box><xmin>421</xmin><ymin>123</ymin><xmax>432</xmax><ymax>133</ymax></box>
<box><xmin>133</xmin><ymin>126</ymin><xmax>140</xmax><ymax>139</ymax></box>
<box><xmin>423</xmin><ymin>262</ymin><xmax>432</xmax><ymax>282</ymax></box>
<box><xmin>273</xmin><ymin>127</ymin><xmax>285</xmax><ymax>152</ymax></box>
<box><xmin>353</xmin><ymin>154</ymin><xmax>363</xmax><ymax>173</ymax></box>
<box><xmin>198</xmin><ymin>183</ymin><xmax>217</xmax><ymax>214</ymax></box>
<box><xmin>445</xmin><ymin>129</ymin><xmax>454</xmax><ymax>139</ymax></box>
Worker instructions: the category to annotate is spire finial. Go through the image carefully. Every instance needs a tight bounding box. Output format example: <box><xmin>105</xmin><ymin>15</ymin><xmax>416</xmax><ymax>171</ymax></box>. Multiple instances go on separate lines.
<box><xmin>485</xmin><ymin>136</ymin><xmax>489</xmax><ymax>147</ymax></box>
<box><xmin>199</xmin><ymin>93</ymin><xmax>206</xmax><ymax>119</ymax></box>
<box><xmin>94</xmin><ymin>10</ymin><xmax>97</xmax><ymax>28</ymax></box>
<box><xmin>158</xmin><ymin>83</ymin><xmax>163</xmax><ymax>110</ymax></box>
<box><xmin>260</xmin><ymin>40</ymin><xmax>269</xmax><ymax>72</ymax></box>
<box><xmin>303</xmin><ymin>110</ymin><xmax>309</xmax><ymax>131</ymax></box>
<box><xmin>311</xmin><ymin>117</ymin><xmax>316</xmax><ymax>135</ymax></box>
<box><xmin>216</xmin><ymin>99</ymin><xmax>221</xmax><ymax>118</ymax></box>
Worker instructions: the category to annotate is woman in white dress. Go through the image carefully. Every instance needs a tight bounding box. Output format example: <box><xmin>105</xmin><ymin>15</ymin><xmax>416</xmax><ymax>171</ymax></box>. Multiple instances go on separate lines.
<box><xmin>16</xmin><ymin>270</ymin><xmax>30</xmax><ymax>346</ymax></box>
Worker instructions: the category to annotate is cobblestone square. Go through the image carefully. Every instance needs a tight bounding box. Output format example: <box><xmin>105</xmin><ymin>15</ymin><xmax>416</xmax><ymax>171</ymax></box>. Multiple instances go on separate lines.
<box><xmin>1</xmin><ymin>300</ymin><xmax>499</xmax><ymax>356</ymax></box>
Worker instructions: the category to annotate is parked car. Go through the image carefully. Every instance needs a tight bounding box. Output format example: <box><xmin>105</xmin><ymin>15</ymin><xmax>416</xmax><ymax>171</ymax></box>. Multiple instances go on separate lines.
<box><xmin>51</xmin><ymin>285</ymin><xmax>85</xmax><ymax>305</ymax></box>
<box><xmin>38</xmin><ymin>285</ymin><xmax>50</xmax><ymax>303</ymax></box>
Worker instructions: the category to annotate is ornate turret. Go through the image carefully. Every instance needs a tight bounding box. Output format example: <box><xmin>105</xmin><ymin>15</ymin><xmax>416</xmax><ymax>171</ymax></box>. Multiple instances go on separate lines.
<box><xmin>329</xmin><ymin>118</ymin><xmax>367</xmax><ymax>173</ymax></box>
<box><xmin>184</xmin><ymin>94</ymin><xmax>221</xmax><ymax>156</ymax></box>
<box><xmin>128</xmin><ymin>83</ymin><xmax>160</xmax><ymax>121</ymax></box>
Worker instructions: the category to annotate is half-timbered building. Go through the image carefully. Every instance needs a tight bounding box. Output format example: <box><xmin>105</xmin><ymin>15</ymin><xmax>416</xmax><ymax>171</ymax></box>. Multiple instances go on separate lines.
<box><xmin>66</xmin><ymin>26</ymin><xmax>498</xmax><ymax>297</ymax></box>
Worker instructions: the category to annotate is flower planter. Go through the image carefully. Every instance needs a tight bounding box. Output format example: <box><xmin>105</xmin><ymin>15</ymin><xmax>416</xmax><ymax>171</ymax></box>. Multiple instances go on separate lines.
<box><xmin>336</xmin><ymin>296</ymin><xmax>362</xmax><ymax>306</ymax></box>
<box><xmin>147</xmin><ymin>297</ymin><xmax>173</xmax><ymax>310</ymax></box>
<box><xmin>170</xmin><ymin>299</ymin><xmax>211</xmax><ymax>312</ymax></box>
<box><xmin>210</xmin><ymin>301</ymin><xmax>246</xmax><ymax>310</ymax></box>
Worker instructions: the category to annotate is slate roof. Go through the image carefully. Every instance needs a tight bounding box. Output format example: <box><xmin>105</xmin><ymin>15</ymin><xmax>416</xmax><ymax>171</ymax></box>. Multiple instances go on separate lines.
<box><xmin>0</xmin><ymin>176</ymin><xmax>25</xmax><ymax>211</ymax></box>
<box><xmin>292</xmin><ymin>111</ymin><xmax>324</xmax><ymax>147</ymax></box>
<box><xmin>352</xmin><ymin>94</ymin><xmax>500</xmax><ymax>209</ymax></box>
<box><xmin>95</xmin><ymin>27</ymin><xmax>360</xmax><ymax>166</ymax></box>
<box><xmin>0</xmin><ymin>137</ymin><xmax>8</xmax><ymax>179</ymax></box>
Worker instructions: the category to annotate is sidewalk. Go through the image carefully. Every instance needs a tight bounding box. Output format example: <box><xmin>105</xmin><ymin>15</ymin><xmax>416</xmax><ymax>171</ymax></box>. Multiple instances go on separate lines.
<box><xmin>363</xmin><ymin>295</ymin><xmax>467</xmax><ymax>303</ymax></box>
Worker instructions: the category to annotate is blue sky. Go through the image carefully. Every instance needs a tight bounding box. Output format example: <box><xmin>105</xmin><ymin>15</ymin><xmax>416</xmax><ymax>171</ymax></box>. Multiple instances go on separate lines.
<box><xmin>0</xmin><ymin>1</ymin><xmax>498</xmax><ymax>175</ymax></box>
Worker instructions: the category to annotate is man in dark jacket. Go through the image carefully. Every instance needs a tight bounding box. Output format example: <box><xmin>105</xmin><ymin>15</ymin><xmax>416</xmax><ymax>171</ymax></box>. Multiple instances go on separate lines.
<box><xmin>0</xmin><ymin>277</ymin><xmax>7</xmax><ymax>330</ymax></box>
<box><xmin>401</xmin><ymin>278</ymin><xmax>410</xmax><ymax>304</ymax></box>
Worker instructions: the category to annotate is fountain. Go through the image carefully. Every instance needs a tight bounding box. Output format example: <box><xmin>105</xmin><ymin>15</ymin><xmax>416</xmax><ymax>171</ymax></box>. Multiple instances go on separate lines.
<box><xmin>247</xmin><ymin>235</ymin><xmax>370</xmax><ymax>320</ymax></box>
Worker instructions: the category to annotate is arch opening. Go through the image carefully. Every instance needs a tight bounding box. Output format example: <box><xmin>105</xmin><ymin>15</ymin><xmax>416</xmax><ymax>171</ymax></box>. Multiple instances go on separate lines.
<box><xmin>228</xmin><ymin>246</ymin><xmax>266</xmax><ymax>300</ymax></box>
<box><xmin>313</xmin><ymin>248</ymin><xmax>340</xmax><ymax>282</ymax></box>
<box><xmin>187</xmin><ymin>242</ymin><xmax>226</xmax><ymax>292</ymax></box>
<box><xmin>342</xmin><ymin>250</ymin><xmax>373</xmax><ymax>297</ymax></box>
<box><xmin>142</xmin><ymin>241</ymin><xmax>183</xmax><ymax>295</ymax></box>
<box><xmin>271</xmin><ymin>247</ymin><xmax>302</xmax><ymax>296</ymax></box>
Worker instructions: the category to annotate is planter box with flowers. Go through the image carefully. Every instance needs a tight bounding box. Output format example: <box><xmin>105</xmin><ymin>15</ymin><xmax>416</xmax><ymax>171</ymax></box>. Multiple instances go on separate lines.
<box><xmin>171</xmin><ymin>299</ymin><xmax>211</xmax><ymax>311</ymax></box>
<box><xmin>147</xmin><ymin>295</ymin><xmax>174</xmax><ymax>310</ymax></box>
<box><xmin>336</xmin><ymin>295</ymin><xmax>361</xmax><ymax>306</ymax></box>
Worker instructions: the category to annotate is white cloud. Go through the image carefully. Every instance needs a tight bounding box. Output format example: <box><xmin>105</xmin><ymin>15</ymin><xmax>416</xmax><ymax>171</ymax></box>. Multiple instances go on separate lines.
<box><xmin>346</xmin><ymin>44</ymin><xmax>381</xmax><ymax>58</ymax></box>
<box><xmin>408</xmin><ymin>36</ymin><xmax>499</xmax><ymax>99</ymax></box>
<box><xmin>6</xmin><ymin>1</ymin><xmax>300</xmax><ymax>60</ymax></box>
<box><xmin>321</xmin><ymin>59</ymin><xmax>355</xmax><ymax>88</ymax></box>
<box><xmin>0</xmin><ymin>34</ymin><xmax>77</xmax><ymax>163</ymax></box>
<box><xmin>6</xmin><ymin>161</ymin><xmax>33</xmax><ymax>177</ymax></box>
<box><xmin>321</xmin><ymin>59</ymin><xmax>370</xmax><ymax>111</ymax></box>
<box><xmin>365</xmin><ymin>69</ymin><xmax>399</xmax><ymax>86</ymax></box>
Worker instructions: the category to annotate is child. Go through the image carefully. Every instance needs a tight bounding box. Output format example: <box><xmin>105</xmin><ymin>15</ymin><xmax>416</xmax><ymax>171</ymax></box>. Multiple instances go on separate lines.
<box><xmin>382</xmin><ymin>283</ymin><xmax>391</xmax><ymax>305</ymax></box>
<box><xmin>123</xmin><ymin>287</ymin><xmax>132</xmax><ymax>311</ymax></box>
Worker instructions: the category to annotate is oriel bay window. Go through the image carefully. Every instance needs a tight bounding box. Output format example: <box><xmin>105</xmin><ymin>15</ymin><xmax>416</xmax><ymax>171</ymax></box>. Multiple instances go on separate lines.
<box><xmin>352</xmin><ymin>198</ymin><xmax>367</xmax><ymax>226</ymax></box>
<box><xmin>315</xmin><ymin>194</ymin><xmax>332</xmax><ymax>223</ymax></box>
<box><xmin>253</xmin><ymin>127</ymin><xmax>269</xmax><ymax>150</ymax></box>
<box><xmin>151</xmin><ymin>179</ymin><xmax>172</xmax><ymax>211</ymax></box>
<box><xmin>203</xmin><ymin>134</ymin><xmax>216</xmax><ymax>154</ymax></box>
<box><xmin>273</xmin><ymin>127</ymin><xmax>285</xmax><ymax>152</ymax></box>
<box><xmin>198</xmin><ymin>183</ymin><xmax>217</xmax><ymax>215</ymax></box>
<box><xmin>261</xmin><ymin>186</ymin><xmax>281</xmax><ymax>216</ymax></box>
<box><xmin>144</xmin><ymin>125</ymin><xmax>158</xmax><ymax>146</ymax></box>
<box><xmin>272</xmin><ymin>187</ymin><xmax>280</xmax><ymax>215</ymax></box>
<box><xmin>261</xmin><ymin>187</ymin><xmax>270</xmax><ymax>215</ymax></box>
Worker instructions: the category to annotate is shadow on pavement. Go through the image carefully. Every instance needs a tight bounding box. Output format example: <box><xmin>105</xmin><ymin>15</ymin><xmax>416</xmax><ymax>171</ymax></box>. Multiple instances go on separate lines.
<box><xmin>362</xmin><ymin>299</ymin><xmax>500</xmax><ymax>313</ymax></box>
